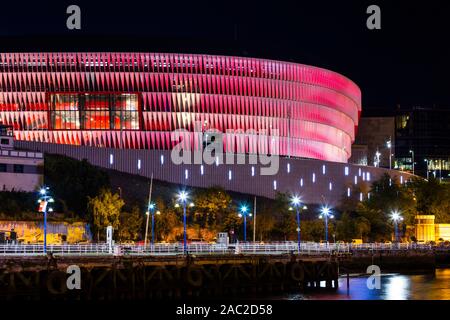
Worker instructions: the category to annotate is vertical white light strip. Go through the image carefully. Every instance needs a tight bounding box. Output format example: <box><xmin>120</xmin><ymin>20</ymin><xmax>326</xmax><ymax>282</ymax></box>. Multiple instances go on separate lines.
<box><xmin>300</xmin><ymin>178</ymin><xmax>304</xmax><ymax>187</ymax></box>
<box><xmin>287</xmin><ymin>163</ymin><xmax>291</xmax><ymax>173</ymax></box>
<box><xmin>347</xmin><ymin>187</ymin><xmax>351</xmax><ymax>197</ymax></box>
<box><xmin>228</xmin><ymin>170</ymin><xmax>232</xmax><ymax>180</ymax></box>
<box><xmin>322</xmin><ymin>165</ymin><xmax>326</xmax><ymax>175</ymax></box>
<box><xmin>358</xmin><ymin>168</ymin><xmax>362</xmax><ymax>176</ymax></box>
<box><xmin>200</xmin><ymin>165</ymin><xmax>204</xmax><ymax>175</ymax></box>
<box><xmin>160</xmin><ymin>155</ymin><xmax>164</xmax><ymax>165</ymax></box>
<box><xmin>137</xmin><ymin>159</ymin><xmax>141</xmax><ymax>170</ymax></box>
<box><xmin>354</xmin><ymin>176</ymin><xmax>358</xmax><ymax>184</ymax></box>
<box><xmin>345</xmin><ymin>166</ymin><xmax>349</xmax><ymax>176</ymax></box>
<box><xmin>400</xmin><ymin>176</ymin><xmax>404</xmax><ymax>184</ymax></box>
<box><xmin>251</xmin><ymin>166</ymin><xmax>255</xmax><ymax>177</ymax></box>
<box><xmin>329</xmin><ymin>182</ymin><xmax>332</xmax><ymax>191</ymax></box>
<box><xmin>185</xmin><ymin>169</ymin><xmax>189</xmax><ymax>180</ymax></box>
<box><xmin>109</xmin><ymin>154</ymin><xmax>114</xmax><ymax>165</ymax></box>
<box><xmin>360</xmin><ymin>192</ymin><xmax>363</xmax><ymax>201</ymax></box>
<box><xmin>367</xmin><ymin>172</ymin><xmax>371</xmax><ymax>181</ymax></box>
<box><xmin>312</xmin><ymin>173</ymin><xmax>316</xmax><ymax>183</ymax></box>
<box><xmin>273</xmin><ymin>180</ymin><xmax>277</xmax><ymax>190</ymax></box>
<box><xmin>215</xmin><ymin>156</ymin><xmax>219</xmax><ymax>166</ymax></box>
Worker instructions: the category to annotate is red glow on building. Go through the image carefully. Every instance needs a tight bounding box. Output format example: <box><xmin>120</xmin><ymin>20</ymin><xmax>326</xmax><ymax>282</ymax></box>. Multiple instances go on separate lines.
<box><xmin>0</xmin><ymin>53</ymin><xmax>361</xmax><ymax>163</ymax></box>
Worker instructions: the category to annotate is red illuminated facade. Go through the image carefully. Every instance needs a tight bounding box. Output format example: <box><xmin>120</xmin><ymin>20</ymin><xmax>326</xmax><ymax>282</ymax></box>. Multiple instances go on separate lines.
<box><xmin>0</xmin><ymin>53</ymin><xmax>361</xmax><ymax>163</ymax></box>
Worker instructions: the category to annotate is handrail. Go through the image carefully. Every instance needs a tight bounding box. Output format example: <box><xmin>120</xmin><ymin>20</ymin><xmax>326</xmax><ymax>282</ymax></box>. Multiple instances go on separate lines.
<box><xmin>0</xmin><ymin>242</ymin><xmax>444</xmax><ymax>257</ymax></box>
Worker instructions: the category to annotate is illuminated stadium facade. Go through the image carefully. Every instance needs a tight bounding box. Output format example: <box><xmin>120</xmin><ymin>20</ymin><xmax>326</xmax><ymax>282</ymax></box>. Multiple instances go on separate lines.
<box><xmin>0</xmin><ymin>52</ymin><xmax>411</xmax><ymax>204</ymax></box>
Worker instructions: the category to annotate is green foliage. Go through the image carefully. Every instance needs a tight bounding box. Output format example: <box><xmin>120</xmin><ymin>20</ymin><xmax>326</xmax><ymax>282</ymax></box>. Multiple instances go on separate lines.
<box><xmin>410</xmin><ymin>177</ymin><xmax>450</xmax><ymax>223</ymax></box>
<box><xmin>45</xmin><ymin>155</ymin><xmax>110</xmax><ymax>218</ymax></box>
<box><xmin>0</xmin><ymin>191</ymin><xmax>36</xmax><ymax>218</ymax></box>
<box><xmin>118</xmin><ymin>205</ymin><xmax>143</xmax><ymax>241</ymax></box>
<box><xmin>193</xmin><ymin>187</ymin><xmax>234</xmax><ymax>228</ymax></box>
<box><xmin>87</xmin><ymin>189</ymin><xmax>124</xmax><ymax>241</ymax></box>
<box><xmin>154</xmin><ymin>197</ymin><xmax>181</xmax><ymax>241</ymax></box>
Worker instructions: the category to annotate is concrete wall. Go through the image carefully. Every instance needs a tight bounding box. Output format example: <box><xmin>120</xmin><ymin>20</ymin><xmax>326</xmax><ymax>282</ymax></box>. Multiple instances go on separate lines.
<box><xmin>17</xmin><ymin>141</ymin><xmax>414</xmax><ymax>206</ymax></box>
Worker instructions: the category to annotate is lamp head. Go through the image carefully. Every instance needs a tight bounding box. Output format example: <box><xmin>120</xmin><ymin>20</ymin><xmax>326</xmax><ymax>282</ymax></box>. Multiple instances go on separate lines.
<box><xmin>291</xmin><ymin>195</ymin><xmax>301</xmax><ymax>207</ymax></box>
<box><xmin>178</xmin><ymin>191</ymin><xmax>188</xmax><ymax>202</ymax></box>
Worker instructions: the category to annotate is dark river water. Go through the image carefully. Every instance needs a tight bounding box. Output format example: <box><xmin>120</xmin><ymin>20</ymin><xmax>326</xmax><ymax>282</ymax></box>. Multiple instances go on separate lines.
<box><xmin>281</xmin><ymin>268</ymin><xmax>450</xmax><ymax>300</ymax></box>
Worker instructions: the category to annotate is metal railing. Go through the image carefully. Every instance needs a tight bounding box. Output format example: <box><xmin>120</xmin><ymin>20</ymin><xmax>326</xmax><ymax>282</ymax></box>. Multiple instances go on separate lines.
<box><xmin>0</xmin><ymin>242</ymin><xmax>442</xmax><ymax>257</ymax></box>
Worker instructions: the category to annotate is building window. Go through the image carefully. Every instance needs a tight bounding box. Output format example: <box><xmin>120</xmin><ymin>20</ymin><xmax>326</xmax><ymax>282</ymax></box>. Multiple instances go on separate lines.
<box><xmin>0</xmin><ymin>163</ymin><xmax>6</xmax><ymax>172</ymax></box>
<box><xmin>49</xmin><ymin>93</ymin><xmax>139</xmax><ymax>130</ymax></box>
<box><xmin>13</xmin><ymin>164</ymin><xmax>24</xmax><ymax>173</ymax></box>
<box><xmin>0</xmin><ymin>138</ymin><xmax>10</xmax><ymax>146</ymax></box>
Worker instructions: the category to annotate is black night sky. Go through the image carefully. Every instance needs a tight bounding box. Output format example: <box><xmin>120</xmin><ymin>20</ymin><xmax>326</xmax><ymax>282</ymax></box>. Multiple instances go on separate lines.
<box><xmin>0</xmin><ymin>0</ymin><xmax>449</xmax><ymax>113</ymax></box>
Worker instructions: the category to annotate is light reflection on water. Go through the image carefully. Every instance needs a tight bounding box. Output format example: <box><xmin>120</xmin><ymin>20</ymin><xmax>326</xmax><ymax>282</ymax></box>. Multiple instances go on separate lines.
<box><xmin>286</xmin><ymin>269</ymin><xmax>450</xmax><ymax>300</ymax></box>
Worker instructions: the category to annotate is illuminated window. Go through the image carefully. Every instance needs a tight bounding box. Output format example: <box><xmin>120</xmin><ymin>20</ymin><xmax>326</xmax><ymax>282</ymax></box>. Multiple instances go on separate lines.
<box><xmin>200</xmin><ymin>165</ymin><xmax>204</xmax><ymax>175</ymax></box>
<box><xmin>185</xmin><ymin>169</ymin><xmax>189</xmax><ymax>180</ymax></box>
<box><xmin>354</xmin><ymin>176</ymin><xmax>358</xmax><ymax>184</ymax></box>
<box><xmin>287</xmin><ymin>163</ymin><xmax>291</xmax><ymax>173</ymax></box>
<box><xmin>228</xmin><ymin>170</ymin><xmax>232</xmax><ymax>180</ymax></box>
<box><xmin>109</xmin><ymin>154</ymin><xmax>114</xmax><ymax>165</ymax></box>
<box><xmin>300</xmin><ymin>178</ymin><xmax>304</xmax><ymax>187</ymax></box>
<box><xmin>329</xmin><ymin>182</ymin><xmax>332</xmax><ymax>191</ymax></box>
<box><xmin>160</xmin><ymin>155</ymin><xmax>164</xmax><ymax>165</ymax></box>
<box><xmin>367</xmin><ymin>172</ymin><xmax>371</xmax><ymax>181</ymax></box>
<box><xmin>137</xmin><ymin>159</ymin><xmax>141</xmax><ymax>170</ymax></box>
<box><xmin>251</xmin><ymin>166</ymin><xmax>255</xmax><ymax>177</ymax></box>
<box><xmin>312</xmin><ymin>173</ymin><xmax>316</xmax><ymax>183</ymax></box>
<box><xmin>345</xmin><ymin>167</ymin><xmax>349</xmax><ymax>176</ymax></box>
<box><xmin>273</xmin><ymin>180</ymin><xmax>277</xmax><ymax>190</ymax></box>
<box><xmin>347</xmin><ymin>187</ymin><xmax>351</xmax><ymax>197</ymax></box>
<box><xmin>322</xmin><ymin>165</ymin><xmax>326</xmax><ymax>175</ymax></box>
<box><xmin>49</xmin><ymin>93</ymin><xmax>139</xmax><ymax>130</ymax></box>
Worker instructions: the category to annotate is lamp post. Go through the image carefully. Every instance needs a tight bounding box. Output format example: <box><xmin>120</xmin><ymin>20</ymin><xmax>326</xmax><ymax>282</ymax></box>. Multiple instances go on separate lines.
<box><xmin>290</xmin><ymin>196</ymin><xmax>304</xmax><ymax>254</ymax></box>
<box><xmin>424</xmin><ymin>159</ymin><xmax>429</xmax><ymax>180</ymax></box>
<box><xmin>319</xmin><ymin>206</ymin><xmax>334</xmax><ymax>244</ymax></box>
<box><xmin>177</xmin><ymin>191</ymin><xmax>189</xmax><ymax>253</ymax></box>
<box><xmin>38</xmin><ymin>187</ymin><xmax>54</xmax><ymax>254</ymax></box>
<box><xmin>177</xmin><ymin>191</ymin><xmax>194</xmax><ymax>253</ymax></box>
<box><xmin>386</xmin><ymin>138</ymin><xmax>392</xmax><ymax>170</ymax></box>
<box><xmin>146</xmin><ymin>203</ymin><xmax>156</xmax><ymax>245</ymax></box>
<box><xmin>375</xmin><ymin>150</ymin><xmax>381</xmax><ymax>167</ymax></box>
<box><xmin>238</xmin><ymin>205</ymin><xmax>252</xmax><ymax>242</ymax></box>
<box><xmin>409</xmin><ymin>150</ymin><xmax>415</xmax><ymax>175</ymax></box>
<box><xmin>391</xmin><ymin>211</ymin><xmax>403</xmax><ymax>243</ymax></box>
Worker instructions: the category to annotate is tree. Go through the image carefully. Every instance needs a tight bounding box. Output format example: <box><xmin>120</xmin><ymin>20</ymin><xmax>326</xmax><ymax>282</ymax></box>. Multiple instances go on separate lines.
<box><xmin>193</xmin><ymin>187</ymin><xmax>233</xmax><ymax>228</ymax></box>
<box><xmin>88</xmin><ymin>189</ymin><xmax>124</xmax><ymax>241</ymax></box>
<box><xmin>411</xmin><ymin>177</ymin><xmax>450</xmax><ymax>223</ymax></box>
<box><xmin>154</xmin><ymin>197</ymin><xmax>181</xmax><ymax>241</ymax></box>
<box><xmin>253</xmin><ymin>212</ymin><xmax>276</xmax><ymax>242</ymax></box>
<box><xmin>118</xmin><ymin>205</ymin><xmax>143</xmax><ymax>241</ymax></box>
<box><xmin>45</xmin><ymin>155</ymin><xmax>110</xmax><ymax>218</ymax></box>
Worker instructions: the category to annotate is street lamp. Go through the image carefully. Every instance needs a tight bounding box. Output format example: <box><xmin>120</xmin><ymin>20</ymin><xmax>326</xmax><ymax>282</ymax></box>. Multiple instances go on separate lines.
<box><xmin>409</xmin><ymin>150</ymin><xmax>415</xmax><ymax>175</ymax></box>
<box><xmin>147</xmin><ymin>203</ymin><xmax>156</xmax><ymax>245</ymax></box>
<box><xmin>424</xmin><ymin>159</ymin><xmax>429</xmax><ymax>180</ymax></box>
<box><xmin>375</xmin><ymin>150</ymin><xmax>381</xmax><ymax>167</ymax></box>
<box><xmin>319</xmin><ymin>206</ymin><xmax>334</xmax><ymax>244</ymax></box>
<box><xmin>391</xmin><ymin>211</ymin><xmax>403</xmax><ymax>243</ymax></box>
<box><xmin>177</xmin><ymin>190</ymin><xmax>190</xmax><ymax>253</ymax></box>
<box><xmin>238</xmin><ymin>205</ymin><xmax>252</xmax><ymax>242</ymax></box>
<box><xmin>38</xmin><ymin>187</ymin><xmax>54</xmax><ymax>254</ymax></box>
<box><xmin>386</xmin><ymin>138</ymin><xmax>392</xmax><ymax>170</ymax></box>
<box><xmin>291</xmin><ymin>195</ymin><xmax>303</xmax><ymax>254</ymax></box>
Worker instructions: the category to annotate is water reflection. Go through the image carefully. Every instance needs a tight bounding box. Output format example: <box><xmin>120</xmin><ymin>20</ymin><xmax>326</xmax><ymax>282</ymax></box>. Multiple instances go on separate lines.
<box><xmin>287</xmin><ymin>269</ymin><xmax>450</xmax><ymax>300</ymax></box>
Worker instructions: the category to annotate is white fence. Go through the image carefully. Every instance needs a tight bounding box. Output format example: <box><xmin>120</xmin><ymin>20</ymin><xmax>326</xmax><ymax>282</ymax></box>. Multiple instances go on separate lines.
<box><xmin>0</xmin><ymin>242</ymin><xmax>439</xmax><ymax>257</ymax></box>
